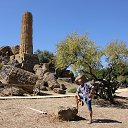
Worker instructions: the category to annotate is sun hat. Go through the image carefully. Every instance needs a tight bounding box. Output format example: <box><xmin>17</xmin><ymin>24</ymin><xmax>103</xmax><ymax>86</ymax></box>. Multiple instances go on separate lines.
<box><xmin>75</xmin><ymin>74</ymin><xmax>85</xmax><ymax>83</ymax></box>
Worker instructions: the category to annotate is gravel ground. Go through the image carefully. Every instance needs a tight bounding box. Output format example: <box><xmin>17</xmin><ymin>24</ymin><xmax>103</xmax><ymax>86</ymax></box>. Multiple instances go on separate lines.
<box><xmin>0</xmin><ymin>96</ymin><xmax>128</xmax><ymax>128</ymax></box>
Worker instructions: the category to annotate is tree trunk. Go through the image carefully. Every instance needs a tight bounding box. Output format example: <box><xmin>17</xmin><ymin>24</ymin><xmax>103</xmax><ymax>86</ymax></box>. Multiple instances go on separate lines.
<box><xmin>107</xmin><ymin>83</ymin><xmax>114</xmax><ymax>103</ymax></box>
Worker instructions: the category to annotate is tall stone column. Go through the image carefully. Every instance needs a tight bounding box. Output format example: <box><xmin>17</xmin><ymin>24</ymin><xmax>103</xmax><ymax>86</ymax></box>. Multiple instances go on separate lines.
<box><xmin>20</xmin><ymin>12</ymin><xmax>33</xmax><ymax>55</ymax></box>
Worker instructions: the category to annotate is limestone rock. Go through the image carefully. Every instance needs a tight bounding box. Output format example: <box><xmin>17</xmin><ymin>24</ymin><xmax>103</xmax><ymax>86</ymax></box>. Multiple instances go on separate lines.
<box><xmin>0</xmin><ymin>86</ymin><xmax>25</xmax><ymax>96</ymax></box>
<box><xmin>0</xmin><ymin>46</ymin><xmax>13</xmax><ymax>57</ymax></box>
<box><xmin>53</xmin><ymin>88</ymin><xmax>66</xmax><ymax>94</ymax></box>
<box><xmin>15</xmin><ymin>84</ymin><xmax>34</xmax><ymax>93</ymax></box>
<box><xmin>7</xmin><ymin>60</ymin><xmax>21</xmax><ymax>68</ymax></box>
<box><xmin>35</xmin><ymin>63</ymin><xmax>50</xmax><ymax>79</ymax></box>
<box><xmin>56</xmin><ymin>69</ymin><xmax>75</xmax><ymax>83</ymax></box>
<box><xmin>42</xmin><ymin>63</ymin><xmax>49</xmax><ymax>72</ymax></box>
<box><xmin>11</xmin><ymin>86</ymin><xmax>25</xmax><ymax>96</ymax></box>
<box><xmin>60</xmin><ymin>84</ymin><xmax>67</xmax><ymax>90</ymax></box>
<box><xmin>35</xmin><ymin>68</ymin><xmax>45</xmax><ymax>79</ymax></box>
<box><xmin>58</xmin><ymin>77</ymin><xmax>72</xmax><ymax>83</ymax></box>
<box><xmin>0</xmin><ymin>65</ymin><xmax>38</xmax><ymax>85</ymax></box>
<box><xmin>56</xmin><ymin>106</ymin><xmax>78</xmax><ymax>121</ymax></box>
<box><xmin>43</xmin><ymin>72</ymin><xmax>60</xmax><ymax>90</ymax></box>
<box><xmin>11</xmin><ymin>45</ymin><xmax>20</xmax><ymax>55</ymax></box>
<box><xmin>33</xmin><ymin>64</ymin><xmax>41</xmax><ymax>72</ymax></box>
<box><xmin>35</xmin><ymin>80</ymin><xmax>48</xmax><ymax>91</ymax></box>
<box><xmin>21</xmin><ymin>54</ymin><xmax>39</xmax><ymax>72</ymax></box>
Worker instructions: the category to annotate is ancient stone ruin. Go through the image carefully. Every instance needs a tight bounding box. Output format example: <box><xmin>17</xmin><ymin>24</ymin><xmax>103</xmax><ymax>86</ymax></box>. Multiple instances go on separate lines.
<box><xmin>20</xmin><ymin>12</ymin><xmax>33</xmax><ymax>55</ymax></box>
<box><xmin>0</xmin><ymin>11</ymin><xmax>77</xmax><ymax>97</ymax></box>
<box><xmin>0</xmin><ymin>11</ymin><xmax>68</xmax><ymax>96</ymax></box>
<box><xmin>10</xmin><ymin>12</ymin><xmax>39</xmax><ymax>72</ymax></box>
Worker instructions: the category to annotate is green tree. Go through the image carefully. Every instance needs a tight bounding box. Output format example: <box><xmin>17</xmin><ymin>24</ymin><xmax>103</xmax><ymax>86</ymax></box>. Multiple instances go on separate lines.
<box><xmin>34</xmin><ymin>49</ymin><xmax>54</xmax><ymax>63</ymax></box>
<box><xmin>34</xmin><ymin>49</ymin><xmax>56</xmax><ymax>71</ymax></box>
<box><xmin>56</xmin><ymin>33</ymin><xmax>128</xmax><ymax>103</ymax></box>
<box><xmin>98</xmin><ymin>41</ymin><xmax>128</xmax><ymax>102</ymax></box>
<box><xmin>56</xmin><ymin>33</ymin><xmax>103</xmax><ymax>76</ymax></box>
<box><xmin>123</xmin><ymin>62</ymin><xmax>128</xmax><ymax>87</ymax></box>
<box><xmin>104</xmin><ymin>41</ymin><xmax>128</xmax><ymax>82</ymax></box>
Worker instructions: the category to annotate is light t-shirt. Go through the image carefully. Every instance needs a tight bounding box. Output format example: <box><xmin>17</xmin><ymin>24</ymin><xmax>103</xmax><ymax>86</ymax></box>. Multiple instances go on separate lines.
<box><xmin>77</xmin><ymin>82</ymin><xmax>94</xmax><ymax>100</ymax></box>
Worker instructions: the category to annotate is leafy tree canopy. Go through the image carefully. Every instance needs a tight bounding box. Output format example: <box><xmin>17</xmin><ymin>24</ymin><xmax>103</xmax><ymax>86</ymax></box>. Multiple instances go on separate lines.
<box><xmin>56</xmin><ymin>32</ymin><xmax>103</xmax><ymax>78</ymax></box>
<box><xmin>104</xmin><ymin>41</ymin><xmax>128</xmax><ymax>81</ymax></box>
<box><xmin>34</xmin><ymin>49</ymin><xmax>54</xmax><ymax>63</ymax></box>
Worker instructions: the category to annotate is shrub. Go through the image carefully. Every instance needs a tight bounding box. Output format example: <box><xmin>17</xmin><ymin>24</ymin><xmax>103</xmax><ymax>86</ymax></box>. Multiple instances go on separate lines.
<box><xmin>68</xmin><ymin>87</ymin><xmax>77</xmax><ymax>93</ymax></box>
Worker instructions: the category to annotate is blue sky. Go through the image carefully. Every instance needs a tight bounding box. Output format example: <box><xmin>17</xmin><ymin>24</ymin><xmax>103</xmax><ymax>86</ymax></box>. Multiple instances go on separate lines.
<box><xmin>0</xmin><ymin>0</ymin><xmax>128</xmax><ymax>53</ymax></box>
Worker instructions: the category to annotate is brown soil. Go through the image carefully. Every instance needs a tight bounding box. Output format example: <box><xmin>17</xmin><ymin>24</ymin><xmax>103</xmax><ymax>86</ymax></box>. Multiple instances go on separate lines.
<box><xmin>0</xmin><ymin>96</ymin><xmax>128</xmax><ymax>128</ymax></box>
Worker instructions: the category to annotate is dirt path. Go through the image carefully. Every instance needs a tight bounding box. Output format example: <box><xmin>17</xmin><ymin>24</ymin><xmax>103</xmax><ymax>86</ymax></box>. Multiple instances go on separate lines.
<box><xmin>116</xmin><ymin>88</ymin><xmax>128</xmax><ymax>97</ymax></box>
<box><xmin>0</xmin><ymin>97</ymin><xmax>128</xmax><ymax>128</ymax></box>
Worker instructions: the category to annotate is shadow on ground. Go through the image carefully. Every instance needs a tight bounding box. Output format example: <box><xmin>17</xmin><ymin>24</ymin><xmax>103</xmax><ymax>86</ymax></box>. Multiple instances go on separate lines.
<box><xmin>93</xmin><ymin>96</ymin><xmax>128</xmax><ymax>109</ymax></box>
<box><xmin>72</xmin><ymin>115</ymin><xmax>86</xmax><ymax>121</ymax></box>
<box><xmin>48</xmin><ymin>114</ymin><xmax>86</xmax><ymax>123</ymax></box>
<box><xmin>55</xmin><ymin>115</ymin><xmax>86</xmax><ymax>122</ymax></box>
<box><xmin>37</xmin><ymin>92</ymin><xmax>53</xmax><ymax>96</ymax></box>
<box><xmin>93</xmin><ymin>119</ymin><xmax>122</xmax><ymax>123</ymax></box>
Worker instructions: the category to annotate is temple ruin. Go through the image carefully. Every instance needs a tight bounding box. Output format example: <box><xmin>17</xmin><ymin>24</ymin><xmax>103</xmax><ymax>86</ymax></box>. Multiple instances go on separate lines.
<box><xmin>20</xmin><ymin>12</ymin><xmax>33</xmax><ymax>55</ymax></box>
<box><xmin>0</xmin><ymin>11</ymin><xmax>73</xmax><ymax>96</ymax></box>
<box><xmin>10</xmin><ymin>12</ymin><xmax>39</xmax><ymax>72</ymax></box>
